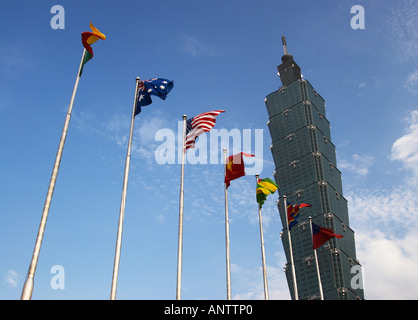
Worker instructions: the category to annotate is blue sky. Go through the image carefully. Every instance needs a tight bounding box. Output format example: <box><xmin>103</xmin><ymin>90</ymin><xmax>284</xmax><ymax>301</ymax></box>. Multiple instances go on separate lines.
<box><xmin>1</xmin><ymin>0</ymin><xmax>418</xmax><ymax>300</ymax></box>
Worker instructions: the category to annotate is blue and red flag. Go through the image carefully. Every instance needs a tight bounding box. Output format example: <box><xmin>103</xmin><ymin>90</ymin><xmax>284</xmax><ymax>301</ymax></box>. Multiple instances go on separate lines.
<box><xmin>287</xmin><ymin>202</ymin><xmax>311</xmax><ymax>230</ymax></box>
<box><xmin>311</xmin><ymin>222</ymin><xmax>343</xmax><ymax>250</ymax></box>
<box><xmin>135</xmin><ymin>78</ymin><xmax>174</xmax><ymax>115</ymax></box>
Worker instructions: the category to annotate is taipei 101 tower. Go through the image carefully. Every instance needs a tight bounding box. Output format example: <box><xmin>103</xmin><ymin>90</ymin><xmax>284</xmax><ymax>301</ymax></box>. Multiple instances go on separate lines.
<box><xmin>265</xmin><ymin>37</ymin><xmax>364</xmax><ymax>300</ymax></box>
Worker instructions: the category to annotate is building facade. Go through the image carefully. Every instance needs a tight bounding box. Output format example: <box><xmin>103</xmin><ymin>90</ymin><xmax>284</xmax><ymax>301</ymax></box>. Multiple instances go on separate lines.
<box><xmin>265</xmin><ymin>37</ymin><xmax>364</xmax><ymax>300</ymax></box>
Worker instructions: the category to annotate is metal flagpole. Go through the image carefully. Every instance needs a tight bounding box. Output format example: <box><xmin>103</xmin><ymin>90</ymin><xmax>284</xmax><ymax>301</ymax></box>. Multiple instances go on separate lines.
<box><xmin>176</xmin><ymin>114</ymin><xmax>187</xmax><ymax>300</ymax></box>
<box><xmin>283</xmin><ymin>195</ymin><xmax>299</xmax><ymax>300</ymax></box>
<box><xmin>21</xmin><ymin>48</ymin><xmax>87</xmax><ymax>300</ymax></box>
<box><xmin>255</xmin><ymin>174</ymin><xmax>269</xmax><ymax>300</ymax></box>
<box><xmin>309</xmin><ymin>216</ymin><xmax>324</xmax><ymax>300</ymax></box>
<box><xmin>223</xmin><ymin>148</ymin><xmax>232</xmax><ymax>300</ymax></box>
<box><xmin>110</xmin><ymin>77</ymin><xmax>141</xmax><ymax>300</ymax></box>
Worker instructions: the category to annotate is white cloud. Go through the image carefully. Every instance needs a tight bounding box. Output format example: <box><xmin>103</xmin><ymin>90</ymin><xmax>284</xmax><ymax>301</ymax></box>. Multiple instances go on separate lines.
<box><xmin>347</xmin><ymin>183</ymin><xmax>418</xmax><ymax>234</ymax></box>
<box><xmin>136</xmin><ymin>113</ymin><xmax>170</xmax><ymax>145</ymax></box>
<box><xmin>345</xmin><ymin>109</ymin><xmax>418</xmax><ymax>299</ymax></box>
<box><xmin>226</xmin><ymin>178</ymin><xmax>280</xmax><ymax>229</ymax></box>
<box><xmin>73</xmin><ymin>109</ymin><xmax>95</xmax><ymax>132</ymax></box>
<box><xmin>384</xmin><ymin>2</ymin><xmax>418</xmax><ymax>60</ymax></box>
<box><xmin>338</xmin><ymin>153</ymin><xmax>375</xmax><ymax>176</ymax></box>
<box><xmin>96</xmin><ymin>109</ymin><xmax>173</xmax><ymax>165</ymax></box>
<box><xmin>357</xmin><ymin>82</ymin><xmax>366</xmax><ymax>89</ymax></box>
<box><xmin>404</xmin><ymin>70</ymin><xmax>418</xmax><ymax>94</ymax></box>
<box><xmin>347</xmin><ymin>184</ymin><xmax>418</xmax><ymax>299</ymax></box>
<box><xmin>353</xmin><ymin>230</ymin><xmax>418</xmax><ymax>300</ymax></box>
<box><xmin>5</xmin><ymin>270</ymin><xmax>20</xmax><ymax>287</ymax></box>
<box><xmin>231</xmin><ymin>262</ymin><xmax>291</xmax><ymax>300</ymax></box>
<box><xmin>391</xmin><ymin>110</ymin><xmax>418</xmax><ymax>176</ymax></box>
<box><xmin>183</xmin><ymin>36</ymin><xmax>217</xmax><ymax>57</ymax></box>
<box><xmin>103</xmin><ymin>112</ymin><xmax>130</xmax><ymax>148</ymax></box>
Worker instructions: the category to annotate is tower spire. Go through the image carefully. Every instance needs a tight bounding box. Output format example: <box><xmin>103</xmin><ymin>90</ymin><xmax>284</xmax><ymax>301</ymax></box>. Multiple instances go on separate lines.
<box><xmin>280</xmin><ymin>35</ymin><xmax>293</xmax><ymax>63</ymax></box>
<box><xmin>282</xmin><ymin>36</ymin><xmax>288</xmax><ymax>55</ymax></box>
<box><xmin>277</xmin><ymin>36</ymin><xmax>301</xmax><ymax>87</ymax></box>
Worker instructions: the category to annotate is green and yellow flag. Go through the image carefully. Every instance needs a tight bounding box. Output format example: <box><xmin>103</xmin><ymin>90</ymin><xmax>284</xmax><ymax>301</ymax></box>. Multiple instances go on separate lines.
<box><xmin>256</xmin><ymin>178</ymin><xmax>279</xmax><ymax>208</ymax></box>
<box><xmin>80</xmin><ymin>22</ymin><xmax>106</xmax><ymax>75</ymax></box>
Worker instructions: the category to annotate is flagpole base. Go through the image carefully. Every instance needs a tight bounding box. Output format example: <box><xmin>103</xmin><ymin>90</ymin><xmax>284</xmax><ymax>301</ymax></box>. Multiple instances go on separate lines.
<box><xmin>21</xmin><ymin>277</ymin><xmax>34</xmax><ymax>300</ymax></box>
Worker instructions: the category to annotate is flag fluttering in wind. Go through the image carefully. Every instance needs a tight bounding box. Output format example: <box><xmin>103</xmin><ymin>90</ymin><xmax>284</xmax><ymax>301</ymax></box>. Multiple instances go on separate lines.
<box><xmin>311</xmin><ymin>222</ymin><xmax>343</xmax><ymax>250</ymax></box>
<box><xmin>223</xmin><ymin>150</ymin><xmax>255</xmax><ymax>299</ymax></box>
<box><xmin>80</xmin><ymin>22</ymin><xmax>106</xmax><ymax>75</ymax></box>
<box><xmin>184</xmin><ymin>110</ymin><xmax>225</xmax><ymax>150</ymax></box>
<box><xmin>224</xmin><ymin>152</ymin><xmax>255</xmax><ymax>188</ymax></box>
<box><xmin>256</xmin><ymin>178</ymin><xmax>279</xmax><ymax>208</ymax></box>
<box><xmin>21</xmin><ymin>22</ymin><xmax>106</xmax><ymax>300</ymax></box>
<box><xmin>135</xmin><ymin>78</ymin><xmax>174</xmax><ymax>115</ymax></box>
<box><xmin>287</xmin><ymin>202</ymin><xmax>312</xmax><ymax>230</ymax></box>
<box><xmin>111</xmin><ymin>77</ymin><xmax>173</xmax><ymax>299</ymax></box>
<box><xmin>176</xmin><ymin>109</ymin><xmax>223</xmax><ymax>299</ymax></box>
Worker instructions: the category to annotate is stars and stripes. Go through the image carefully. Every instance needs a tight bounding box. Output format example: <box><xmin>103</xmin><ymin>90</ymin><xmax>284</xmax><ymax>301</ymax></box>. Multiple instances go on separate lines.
<box><xmin>184</xmin><ymin>110</ymin><xmax>225</xmax><ymax>150</ymax></box>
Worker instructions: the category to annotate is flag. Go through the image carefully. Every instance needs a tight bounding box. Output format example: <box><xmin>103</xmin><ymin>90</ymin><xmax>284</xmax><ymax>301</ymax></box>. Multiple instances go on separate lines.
<box><xmin>135</xmin><ymin>78</ymin><xmax>174</xmax><ymax>115</ymax></box>
<box><xmin>312</xmin><ymin>222</ymin><xmax>343</xmax><ymax>250</ymax></box>
<box><xmin>184</xmin><ymin>110</ymin><xmax>225</xmax><ymax>150</ymax></box>
<box><xmin>287</xmin><ymin>202</ymin><xmax>312</xmax><ymax>230</ymax></box>
<box><xmin>224</xmin><ymin>152</ymin><xmax>255</xmax><ymax>188</ymax></box>
<box><xmin>80</xmin><ymin>22</ymin><xmax>106</xmax><ymax>75</ymax></box>
<box><xmin>256</xmin><ymin>178</ymin><xmax>279</xmax><ymax>208</ymax></box>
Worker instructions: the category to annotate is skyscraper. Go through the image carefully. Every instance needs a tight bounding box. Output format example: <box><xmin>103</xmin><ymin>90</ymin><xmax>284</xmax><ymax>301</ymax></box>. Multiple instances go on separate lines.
<box><xmin>265</xmin><ymin>37</ymin><xmax>364</xmax><ymax>300</ymax></box>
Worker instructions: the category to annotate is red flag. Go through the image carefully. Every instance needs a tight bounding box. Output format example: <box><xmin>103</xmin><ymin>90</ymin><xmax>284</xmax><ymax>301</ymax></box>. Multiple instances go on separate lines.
<box><xmin>312</xmin><ymin>222</ymin><xmax>343</xmax><ymax>250</ymax></box>
<box><xmin>224</xmin><ymin>152</ymin><xmax>255</xmax><ymax>188</ymax></box>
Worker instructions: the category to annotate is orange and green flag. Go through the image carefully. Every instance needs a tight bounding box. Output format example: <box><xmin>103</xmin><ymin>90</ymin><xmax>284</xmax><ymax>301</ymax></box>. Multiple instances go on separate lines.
<box><xmin>80</xmin><ymin>22</ymin><xmax>106</xmax><ymax>75</ymax></box>
<box><xmin>256</xmin><ymin>178</ymin><xmax>279</xmax><ymax>208</ymax></box>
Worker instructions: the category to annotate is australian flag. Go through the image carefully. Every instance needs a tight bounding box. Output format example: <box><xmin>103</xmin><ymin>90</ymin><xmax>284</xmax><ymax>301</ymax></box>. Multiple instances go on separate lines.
<box><xmin>135</xmin><ymin>78</ymin><xmax>174</xmax><ymax>115</ymax></box>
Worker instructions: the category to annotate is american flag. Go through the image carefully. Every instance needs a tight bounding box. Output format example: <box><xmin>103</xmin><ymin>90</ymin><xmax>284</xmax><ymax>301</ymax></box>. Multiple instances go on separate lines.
<box><xmin>184</xmin><ymin>110</ymin><xmax>225</xmax><ymax>150</ymax></box>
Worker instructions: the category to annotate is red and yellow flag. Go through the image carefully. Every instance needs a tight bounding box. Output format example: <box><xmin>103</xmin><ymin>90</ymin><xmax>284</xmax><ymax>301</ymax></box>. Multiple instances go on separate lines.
<box><xmin>80</xmin><ymin>22</ymin><xmax>106</xmax><ymax>75</ymax></box>
<box><xmin>224</xmin><ymin>152</ymin><xmax>255</xmax><ymax>188</ymax></box>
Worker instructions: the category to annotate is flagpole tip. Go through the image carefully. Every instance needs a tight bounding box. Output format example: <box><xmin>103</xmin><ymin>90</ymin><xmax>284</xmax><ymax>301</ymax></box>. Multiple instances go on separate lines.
<box><xmin>183</xmin><ymin>114</ymin><xmax>187</xmax><ymax>120</ymax></box>
<box><xmin>136</xmin><ymin>77</ymin><xmax>141</xmax><ymax>82</ymax></box>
